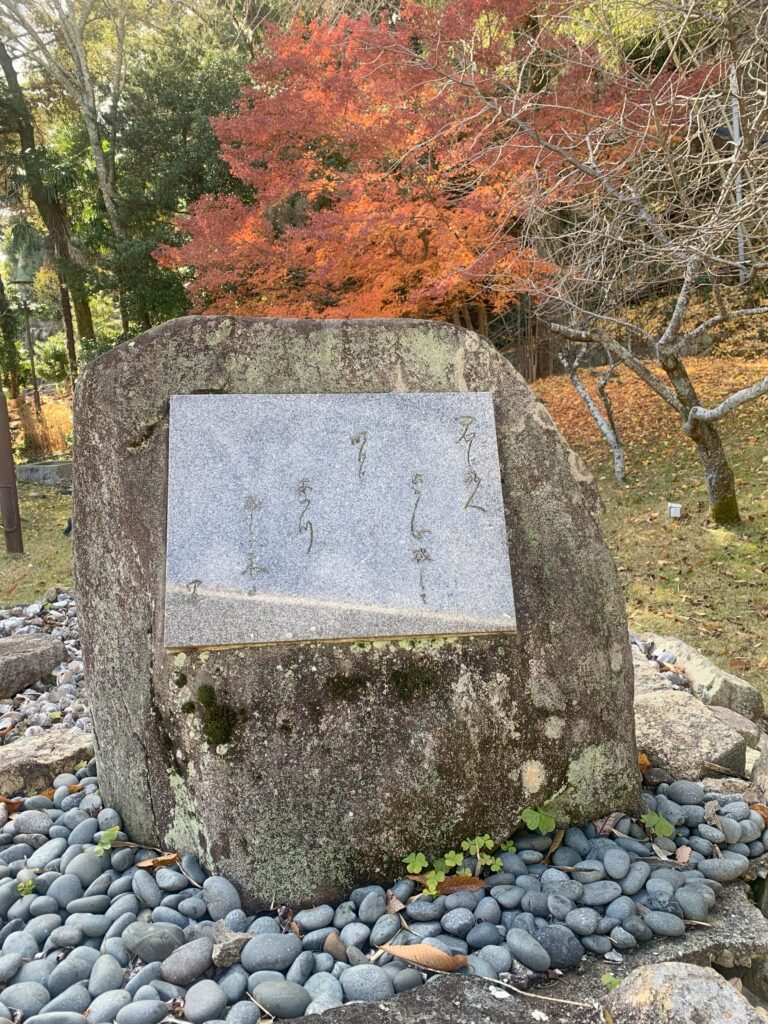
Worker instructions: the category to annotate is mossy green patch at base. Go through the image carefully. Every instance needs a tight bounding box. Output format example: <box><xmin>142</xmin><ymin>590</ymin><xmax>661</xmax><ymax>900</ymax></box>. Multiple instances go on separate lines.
<box><xmin>197</xmin><ymin>684</ymin><xmax>238</xmax><ymax>746</ymax></box>
<box><xmin>325</xmin><ymin>673</ymin><xmax>369</xmax><ymax>699</ymax></box>
<box><xmin>390</xmin><ymin>665</ymin><xmax>438</xmax><ymax>700</ymax></box>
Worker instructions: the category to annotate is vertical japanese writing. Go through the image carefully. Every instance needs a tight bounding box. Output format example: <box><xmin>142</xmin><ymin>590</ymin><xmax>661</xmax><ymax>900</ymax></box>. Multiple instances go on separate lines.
<box><xmin>297</xmin><ymin>478</ymin><xmax>314</xmax><ymax>554</ymax></box>
<box><xmin>410</xmin><ymin>472</ymin><xmax>432</xmax><ymax>604</ymax></box>
<box><xmin>350</xmin><ymin>431</ymin><xmax>368</xmax><ymax>482</ymax></box>
<box><xmin>456</xmin><ymin>415</ymin><xmax>487</xmax><ymax>513</ymax></box>
<box><xmin>412</xmin><ymin>547</ymin><xmax>432</xmax><ymax>606</ymax></box>
<box><xmin>410</xmin><ymin>473</ymin><xmax>431</xmax><ymax>541</ymax></box>
<box><xmin>242</xmin><ymin>494</ymin><xmax>268</xmax><ymax>594</ymax></box>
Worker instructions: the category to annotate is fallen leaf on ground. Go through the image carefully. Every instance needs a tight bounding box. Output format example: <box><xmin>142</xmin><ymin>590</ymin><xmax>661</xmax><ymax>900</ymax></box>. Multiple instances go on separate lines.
<box><xmin>378</xmin><ymin>942</ymin><xmax>468</xmax><ymax>972</ymax></box>
<box><xmin>0</xmin><ymin>797</ymin><xmax>23</xmax><ymax>812</ymax></box>
<box><xmin>437</xmin><ymin>874</ymin><xmax>487</xmax><ymax>895</ymax></box>
<box><xmin>594</xmin><ymin>812</ymin><xmax>625</xmax><ymax>836</ymax></box>
<box><xmin>675</xmin><ymin>845</ymin><xmax>692</xmax><ymax>864</ymax></box>
<box><xmin>385</xmin><ymin>890</ymin><xmax>406</xmax><ymax>914</ymax></box>
<box><xmin>751</xmin><ymin>804</ymin><xmax>768</xmax><ymax>826</ymax></box>
<box><xmin>637</xmin><ymin>752</ymin><xmax>651</xmax><ymax>773</ymax></box>
<box><xmin>136</xmin><ymin>852</ymin><xmax>180</xmax><ymax>869</ymax></box>
<box><xmin>544</xmin><ymin>829</ymin><xmax>565</xmax><ymax>861</ymax></box>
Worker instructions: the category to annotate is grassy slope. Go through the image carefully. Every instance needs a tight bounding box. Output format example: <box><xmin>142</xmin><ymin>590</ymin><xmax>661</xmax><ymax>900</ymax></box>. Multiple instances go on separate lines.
<box><xmin>534</xmin><ymin>354</ymin><xmax>768</xmax><ymax>696</ymax></box>
<box><xmin>0</xmin><ymin>484</ymin><xmax>73</xmax><ymax>607</ymax></box>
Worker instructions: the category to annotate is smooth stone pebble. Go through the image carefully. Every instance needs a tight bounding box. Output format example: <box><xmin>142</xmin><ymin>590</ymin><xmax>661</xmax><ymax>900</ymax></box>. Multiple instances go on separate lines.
<box><xmin>184</xmin><ymin>980</ymin><xmax>227</xmax><ymax>1024</ymax></box>
<box><xmin>339</xmin><ymin>922</ymin><xmax>370</xmax><ymax>949</ymax></box>
<box><xmin>441</xmin><ymin>908</ymin><xmax>474</xmax><ymax>938</ymax></box>
<box><xmin>241</xmin><ymin>933</ymin><xmax>302</xmax><ymax>972</ymax></box>
<box><xmin>25</xmin><ymin>1015</ymin><xmax>87</xmax><ymax>1024</ymax></box>
<box><xmin>43</xmin><ymin>983</ymin><xmax>91</xmax><ymax>1015</ymax></box>
<box><xmin>370</xmin><ymin>914</ymin><xmax>400</xmax><ymax>946</ymax></box>
<box><xmin>393</xmin><ymin>968</ymin><xmax>423</xmax><ymax>993</ymax></box>
<box><xmin>251</xmin><ymin>980</ymin><xmax>311</xmax><ymax>1019</ymax></box>
<box><xmin>603</xmin><ymin>848</ymin><xmax>631</xmax><ymax>881</ymax></box>
<box><xmin>580</xmin><ymin>880</ymin><xmax>622</xmax><ymax>906</ymax></box>
<box><xmin>286</xmin><ymin>950</ymin><xmax>315</xmax><ymax>985</ymax></box>
<box><xmin>475</xmin><ymin>945</ymin><xmax>512</xmax><ymax>973</ymax></box>
<box><xmin>697</xmin><ymin>856</ymin><xmax>749</xmax><ymax>883</ymax></box>
<box><xmin>581</xmin><ymin>934</ymin><xmax>612</xmax><ymax>954</ymax></box>
<box><xmin>305</xmin><ymin>974</ymin><xmax>344</xmax><ymax>1002</ymax></box>
<box><xmin>88</xmin><ymin>954</ymin><xmax>124</xmax><ymax>996</ymax></box>
<box><xmin>405</xmin><ymin>897</ymin><xmax>446</xmax><ymax>922</ymax></box>
<box><xmin>340</xmin><ymin>964</ymin><xmax>395</xmax><ymax>1002</ymax></box>
<box><xmin>505</xmin><ymin>928</ymin><xmax>551</xmax><ymax>972</ymax></box>
<box><xmin>115</xmin><ymin>1001</ymin><xmax>169</xmax><ymax>1024</ymax></box>
<box><xmin>294</xmin><ymin>906</ymin><xmax>334</xmax><ymax>932</ymax></box>
<box><xmin>160</xmin><ymin>936</ymin><xmax>214</xmax><ymax>984</ymax></box>
<box><xmin>87</xmin><ymin>991</ymin><xmax>132</xmax><ymax>1023</ymax></box>
<box><xmin>666</xmin><ymin>781</ymin><xmax>705</xmax><ymax>805</ymax></box>
<box><xmin>226</xmin><ymin>1002</ymin><xmax>262</xmax><ymax>1024</ymax></box>
<box><xmin>466</xmin><ymin>922</ymin><xmax>502</xmax><ymax>948</ymax></box>
<box><xmin>64</xmin><ymin>853</ymin><xmax>103</xmax><ymax>889</ymax></box>
<box><xmin>620</xmin><ymin>861</ymin><xmax>651</xmax><ymax>895</ymax></box>
<box><xmin>132</xmin><ymin>871</ymin><xmax>162</xmax><ymax>910</ymax></box>
<box><xmin>644</xmin><ymin>911</ymin><xmax>686</xmax><ymax>937</ymax></box>
<box><xmin>2</xmin><ymin>982</ymin><xmax>50</xmax><ymax>1017</ymax></box>
<box><xmin>535</xmin><ymin>924</ymin><xmax>584</xmax><ymax>969</ymax></box>
<box><xmin>202</xmin><ymin>877</ymin><xmax>241</xmax><ymax>920</ymax></box>
<box><xmin>565</xmin><ymin>907</ymin><xmax>600</xmax><ymax>937</ymax></box>
<box><xmin>358</xmin><ymin>891</ymin><xmax>386</xmax><ymax>925</ymax></box>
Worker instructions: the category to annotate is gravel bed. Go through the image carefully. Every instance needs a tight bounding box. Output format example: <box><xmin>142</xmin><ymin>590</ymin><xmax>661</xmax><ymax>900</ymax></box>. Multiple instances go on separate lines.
<box><xmin>0</xmin><ymin>763</ymin><xmax>764</xmax><ymax>1022</ymax></box>
<box><xmin>0</xmin><ymin>601</ymin><xmax>764</xmax><ymax>1021</ymax></box>
<box><xmin>0</xmin><ymin>592</ymin><xmax>88</xmax><ymax>742</ymax></box>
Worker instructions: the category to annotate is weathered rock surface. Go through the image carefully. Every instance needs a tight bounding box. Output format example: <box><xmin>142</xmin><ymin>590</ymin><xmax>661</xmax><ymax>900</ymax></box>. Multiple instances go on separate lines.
<box><xmin>636</xmin><ymin>633</ymin><xmax>764</xmax><ymax>721</ymax></box>
<box><xmin>73</xmin><ymin>315</ymin><xmax>639</xmax><ymax>905</ymax></box>
<box><xmin>604</xmin><ymin>962</ymin><xmax>763</xmax><ymax>1023</ymax></box>
<box><xmin>632</xmin><ymin>649</ymin><xmax>670</xmax><ymax>695</ymax></box>
<box><xmin>0</xmin><ymin>634</ymin><xmax>67</xmax><ymax>699</ymax></box>
<box><xmin>635</xmin><ymin>689</ymin><xmax>746</xmax><ymax>778</ymax></box>
<box><xmin>709</xmin><ymin>706</ymin><xmax>762</xmax><ymax>748</ymax></box>
<box><xmin>0</xmin><ymin>730</ymin><xmax>94</xmax><ymax>797</ymax></box>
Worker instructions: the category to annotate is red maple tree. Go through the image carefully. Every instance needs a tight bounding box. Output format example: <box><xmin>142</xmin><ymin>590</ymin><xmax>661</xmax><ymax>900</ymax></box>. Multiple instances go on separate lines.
<box><xmin>156</xmin><ymin>1</ymin><xmax>545</xmax><ymax>331</ymax></box>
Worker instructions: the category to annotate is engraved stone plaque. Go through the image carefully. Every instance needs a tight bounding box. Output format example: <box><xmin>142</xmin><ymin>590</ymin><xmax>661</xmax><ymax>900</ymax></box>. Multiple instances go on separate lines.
<box><xmin>164</xmin><ymin>392</ymin><xmax>516</xmax><ymax>648</ymax></box>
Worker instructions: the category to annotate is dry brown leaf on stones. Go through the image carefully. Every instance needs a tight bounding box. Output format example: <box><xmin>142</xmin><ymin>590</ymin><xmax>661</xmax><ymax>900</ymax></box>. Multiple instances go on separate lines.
<box><xmin>436</xmin><ymin>874</ymin><xmax>487</xmax><ymax>895</ymax></box>
<box><xmin>675</xmin><ymin>845</ymin><xmax>692</xmax><ymax>864</ymax></box>
<box><xmin>751</xmin><ymin>804</ymin><xmax>768</xmax><ymax>826</ymax></box>
<box><xmin>637</xmin><ymin>752</ymin><xmax>651</xmax><ymax>773</ymax></box>
<box><xmin>136</xmin><ymin>853</ymin><xmax>180</xmax><ymax>870</ymax></box>
<box><xmin>544</xmin><ymin>830</ymin><xmax>565</xmax><ymax>862</ymax></box>
<box><xmin>704</xmin><ymin>801</ymin><xmax>721</xmax><ymax>826</ymax></box>
<box><xmin>385</xmin><ymin>890</ymin><xmax>406</xmax><ymax>914</ymax></box>
<box><xmin>378</xmin><ymin>943</ymin><xmax>468</xmax><ymax>972</ymax></box>
<box><xmin>593</xmin><ymin>813</ymin><xmax>624</xmax><ymax>837</ymax></box>
<box><xmin>0</xmin><ymin>797</ymin><xmax>23</xmax><ymax>812</ymax></box>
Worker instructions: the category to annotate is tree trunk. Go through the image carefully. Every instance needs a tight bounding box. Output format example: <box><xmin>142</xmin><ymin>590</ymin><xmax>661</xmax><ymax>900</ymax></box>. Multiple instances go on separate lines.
<box><xmin>59</xmin><ymin>275</ymin><xmax>78</xmax><ymax>384</ymax></box>
<box><xmin>662</xmin><ymin>355</ymin><xmax>740</xmax><ymax>525</ymax></box>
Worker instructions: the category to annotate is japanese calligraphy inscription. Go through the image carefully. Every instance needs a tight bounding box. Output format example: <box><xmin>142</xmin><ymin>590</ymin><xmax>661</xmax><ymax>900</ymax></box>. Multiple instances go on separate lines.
<box><xmin>164</xmin><ymin>392</ymin><xmax>516</xmax><ymax>648</ymax></box>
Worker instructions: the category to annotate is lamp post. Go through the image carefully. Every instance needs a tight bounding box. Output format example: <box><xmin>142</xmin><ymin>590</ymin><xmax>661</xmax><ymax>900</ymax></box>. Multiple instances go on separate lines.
<box><xmin>0</xmin><ymin>388</ymin><xmax>23</xmax><ymax>554</ymax></box>
<box><xmin>10</xmin><ymin>278</ymin><xmax>41</xmax><ymax>417</ymax></box>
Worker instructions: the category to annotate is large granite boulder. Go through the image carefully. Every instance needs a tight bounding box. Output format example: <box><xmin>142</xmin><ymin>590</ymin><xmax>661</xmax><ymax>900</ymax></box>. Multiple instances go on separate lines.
<box><xmin>0</xmin><ymin>731</ymin><xmax>94</xmax><ymax>797</ymax></box>
<box><xmin>0</xmin><ymin>634</ymin><xmax>67</xmax><ymax>699</ymax></box>
<box><xmin>73</xmin><ymin>316</ymin><xmax>639</xmax><ymax>906</ymax></box>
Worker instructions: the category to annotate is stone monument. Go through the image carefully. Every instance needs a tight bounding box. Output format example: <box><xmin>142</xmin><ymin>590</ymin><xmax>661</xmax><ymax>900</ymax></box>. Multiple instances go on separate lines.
<box><xmin>73</xmin><ymin>316</ymin><xmax>639</xmax><ymax>906</ymax></box>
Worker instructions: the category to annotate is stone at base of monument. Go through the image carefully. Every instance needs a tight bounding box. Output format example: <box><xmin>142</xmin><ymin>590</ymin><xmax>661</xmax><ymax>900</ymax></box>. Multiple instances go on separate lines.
<box><xmin>73</xmin><ymin>315</ymin><xmax>639</xmax><ymax>906</ymax></box>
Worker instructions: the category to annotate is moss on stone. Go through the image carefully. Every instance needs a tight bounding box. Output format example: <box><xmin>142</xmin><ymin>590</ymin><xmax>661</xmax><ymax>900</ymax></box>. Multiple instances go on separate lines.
<box><xmin>391</xmin><ymin>665</ymin><xmax>437</xmax><ymax>701</ymax></box>
<box><xmin>325</xmin><ymin>673</ymin><xmax>369</xmax><ymax>699</ymax></box>
<box><xmin>197</xmin><ymin>684</ymin><xmax>237</xmax><ymax>746</ymax></box>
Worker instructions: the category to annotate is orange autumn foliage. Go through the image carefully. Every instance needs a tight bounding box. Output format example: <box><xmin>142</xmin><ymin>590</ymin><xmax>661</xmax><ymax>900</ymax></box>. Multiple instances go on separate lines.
<box><xmin>156</xmin><ymin>1</ymin><xmax>547</xmax><ymax>322</ymax></box>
